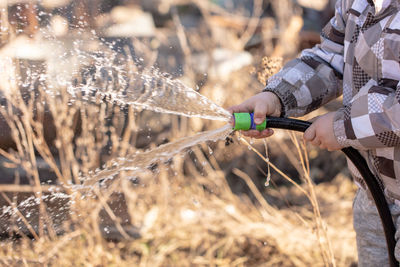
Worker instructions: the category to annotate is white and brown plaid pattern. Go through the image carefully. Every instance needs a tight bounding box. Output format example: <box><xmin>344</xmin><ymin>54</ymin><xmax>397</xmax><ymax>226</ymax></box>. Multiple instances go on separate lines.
<box><xmin>264</xmin><ymin>0</ymin><xmax>400</xmax><ymax>199</ymax></box>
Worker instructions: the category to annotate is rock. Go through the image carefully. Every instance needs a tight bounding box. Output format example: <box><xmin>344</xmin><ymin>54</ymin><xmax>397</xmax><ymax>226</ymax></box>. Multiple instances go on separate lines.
<box><xmin>296</xmin><ymin>0</ymin><xmax>329</xmax><ymax>11</ymax></box>
<box><xmin>41</xmin><ymin>0</ymin><xmax>72</xmax><ymax>9</ymax></box>
<box><xmin>192</xmin><ymin>48</ymin><xmax>253</xmax><ymax>80</ymax></box>
<box><xmin>140</xmin><ymin>0</ymin><xmax>173</xmax><ymax>15</ymax></box>
<box><xmin>103</xmin><ymin>6</ymin><xmax>156</xmax><ymax>38</ymax></box>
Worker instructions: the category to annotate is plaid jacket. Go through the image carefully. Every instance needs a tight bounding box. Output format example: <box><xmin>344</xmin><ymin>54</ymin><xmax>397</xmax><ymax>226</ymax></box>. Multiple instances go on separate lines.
<box><xmin>265</xmin><ymin>0</ymin><xmax>400</xmax><ymax>200</ymax></box>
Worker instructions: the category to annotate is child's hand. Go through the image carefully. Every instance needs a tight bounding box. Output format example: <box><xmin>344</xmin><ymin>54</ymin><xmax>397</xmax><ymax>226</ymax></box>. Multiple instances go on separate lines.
<box><xmin>227</xmin><ymin>92</ymin><xmax>282</xmax><ymax>139</ymax></box>
<box><xmin>304</xmin><ymin>112</ymin><xmax>342</xmax><ymax>151</ymax></box>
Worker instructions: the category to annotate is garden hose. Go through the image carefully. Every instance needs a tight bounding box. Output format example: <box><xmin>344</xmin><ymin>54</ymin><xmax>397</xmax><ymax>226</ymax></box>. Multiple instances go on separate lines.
<box><xmin>233</xmin><ymin>113</ymin><xmax>398</xmax><ymax>267</ymax></box>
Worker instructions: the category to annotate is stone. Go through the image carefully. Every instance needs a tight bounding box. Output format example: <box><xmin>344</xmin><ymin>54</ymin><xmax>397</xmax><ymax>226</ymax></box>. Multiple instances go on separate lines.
<box><xmin>104</xmin><ymin>6</ymin><xmax>156</xmax><ymax>38</ymax></box>
<box><xmin>192</xmin><ymin>48</ymin><xmax>253</xmax><ymax>80</ymax></box>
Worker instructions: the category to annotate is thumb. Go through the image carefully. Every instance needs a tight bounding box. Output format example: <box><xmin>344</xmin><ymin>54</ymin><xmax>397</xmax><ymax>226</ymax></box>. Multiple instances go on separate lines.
<box><xmin>304</xmin><ymin>124</ymin><xmax>316</xmax><ymax>142</ymax></box>
<box><xmin>253</xmin><ymin>102</ymin><xmax>268</xmax><ymax>124</ymax></box>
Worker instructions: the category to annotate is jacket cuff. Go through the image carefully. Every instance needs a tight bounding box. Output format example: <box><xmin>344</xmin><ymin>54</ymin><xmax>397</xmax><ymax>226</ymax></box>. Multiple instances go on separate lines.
<box><xmin>263</xmin><ymin>81</ymin><xmax>298</xmax><ymax>118</ymax></box>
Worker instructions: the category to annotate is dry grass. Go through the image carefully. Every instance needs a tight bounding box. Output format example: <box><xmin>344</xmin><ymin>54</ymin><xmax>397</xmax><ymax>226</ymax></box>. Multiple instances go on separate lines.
<box><xmin>0</xmin><ymin>133</ymin><xmax>357</xmax><ymax>266</ymax></box>
<box><xmin>0</xmin><ymin>1</ymin><xmax>357</xmax><ymax>266</ymax></box>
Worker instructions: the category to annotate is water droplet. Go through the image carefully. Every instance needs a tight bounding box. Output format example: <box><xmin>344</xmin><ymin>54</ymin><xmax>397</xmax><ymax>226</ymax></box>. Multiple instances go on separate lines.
<box><xmin>192</xmin><ymin>198</ymin><xmax>199</xmax><ymax>206</ymax></box>
<box><xmin>265</xmin><ymin>173</ymin><xmax>271</xmax><ymax>187</ymax></box>
<box><xmin>237</xmin><ymin>132</ymin><xmax>242</xmax><ymax>141</ymax></box>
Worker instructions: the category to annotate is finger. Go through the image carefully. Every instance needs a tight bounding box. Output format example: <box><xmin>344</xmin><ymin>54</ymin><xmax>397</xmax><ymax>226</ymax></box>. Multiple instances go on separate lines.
<box><xmin>227</xmin><ymin>104</ymin><xmax>252</xmax><ymax>114</ymax></box>
<box><xmin>304</xmin><ymin>125</ymin><xmax>316</xmax><ymax>142</ymax></box>
<box><xmin>242</xmin><ymin>130</ymin><xmax>253</xmax><ymax>137</ymax></box>
<box><xmin>227</xmin><ymin>105</ymin><xmax>239</xmax><ymax>114</ymax></box>
<box><xmin>227</xmin><ymin>106</ymin><xmax>245</xmax><ymax>126</ymax></box>
<box><xmin>242</xmin><ymin>129</ymin><xmax>273</xmax><ymax>139</ymax></box>
<box><xmin>311</xmin><ymin>139</ymin><xmax>321</xmax><ymax>147</ymax></box>
<box><xmin>308</xmin><ymin>116</ymin><xmax>320</xmax><ymax>123</ymax></box>
<box><xmin>253</xmin><ymin>102</ymin><xmax>269</xmax><ymax>124</ymax></box>
<box><xmin>256</xmin><ymin>129</ymin><xmax>274</xmax><ymax>138</ymax></box>
<box><xmin>243</xmin><ymin>130</ymin><xmax>262</xmax><ymax>138</ymax></box>
<box><xmin>261</xmin><ymin>129</ymin><xmax>274</xmax><ymax>138</ymax></box>
<box><xmin>327</xmin><ymin>146</ymin><xmax>340</xmax><ymax>152</ymax></box>
<box><xmin>229</xmin><ymin>115</ymin><xmax>235</xmax><ymax>126</ymax></box>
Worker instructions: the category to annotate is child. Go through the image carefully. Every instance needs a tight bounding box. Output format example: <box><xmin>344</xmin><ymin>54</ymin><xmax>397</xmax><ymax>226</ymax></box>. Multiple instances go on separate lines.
<box><xmin>228</xmin><ymin>0</ymin><xmax>400</xmax><ymax>265</ymax></box>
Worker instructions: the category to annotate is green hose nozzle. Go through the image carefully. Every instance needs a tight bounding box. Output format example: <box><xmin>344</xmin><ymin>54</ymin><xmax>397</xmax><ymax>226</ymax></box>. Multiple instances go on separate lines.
<box><xmin>233</xmin><ymin>113</ymin><xmax>267</xmax><ymax>131</ymax></box>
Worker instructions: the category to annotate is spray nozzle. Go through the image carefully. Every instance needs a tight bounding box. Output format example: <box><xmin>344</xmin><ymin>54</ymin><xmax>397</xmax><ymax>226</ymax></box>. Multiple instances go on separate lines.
<box><xmin>233</xmin><ymin>113</ymin><xmax>267</xmax><ymax>131</ymax></box>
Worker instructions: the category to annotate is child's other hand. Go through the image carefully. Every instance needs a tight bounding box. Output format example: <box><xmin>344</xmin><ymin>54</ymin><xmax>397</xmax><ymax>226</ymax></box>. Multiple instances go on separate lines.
<box><xmin>227</xmin><ymin>92</ymin><xmax>282</xmax><ymax>139</ymax></box>
<box><xmin>304</xmin><ymin>112</ymin><xmax>342</xmax><ymax>151</ymax></box>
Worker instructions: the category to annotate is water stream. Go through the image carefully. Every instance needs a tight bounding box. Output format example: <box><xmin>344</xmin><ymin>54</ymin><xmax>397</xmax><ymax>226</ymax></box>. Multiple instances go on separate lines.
<box><xmin>68</xmin><ymin>51</ymin><xmax>234</xmax><ymax>187</ymax></box>
<box><xmin>56</xmin><ymin>41</ymin><xmax>235</xmax><ymax>188</ymax></box>
<box><xmin>68</xmin><ymin>47</ymin><xmax>232</xmax><ymax>122</ymax></box>
<box><xmin>83</xmin><ymin>124</ymin><xmax>233</xmax><ymax>187</ymax></box>
<box><xmin>94</xmin><ymin>70</ymin><xmax>232</xmax><ymax>122</ymax></box>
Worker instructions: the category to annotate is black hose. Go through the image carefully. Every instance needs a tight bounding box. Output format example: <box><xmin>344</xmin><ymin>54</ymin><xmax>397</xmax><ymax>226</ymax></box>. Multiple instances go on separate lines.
<box><xmin>265</xmin><ymin>116</ymin><xmax>398</xmax><ymax>267</ymax></box>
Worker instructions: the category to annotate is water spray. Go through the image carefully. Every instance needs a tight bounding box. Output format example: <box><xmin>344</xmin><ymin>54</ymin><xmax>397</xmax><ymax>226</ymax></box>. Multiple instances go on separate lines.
<box><xmin>232</xmin><ymin>113</ymin><xmax>398</xmax><ymax>267</ymax></box>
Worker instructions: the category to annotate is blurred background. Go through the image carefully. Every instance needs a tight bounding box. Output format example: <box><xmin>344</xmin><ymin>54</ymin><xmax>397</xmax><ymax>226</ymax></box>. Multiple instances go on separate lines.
<box><xmin>0</xmin><ymin>0</ymin><xmax>358</xmax><ymax>266</ymax></box>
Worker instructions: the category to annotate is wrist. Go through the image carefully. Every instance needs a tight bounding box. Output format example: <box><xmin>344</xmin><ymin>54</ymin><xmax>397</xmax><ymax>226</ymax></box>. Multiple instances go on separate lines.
<box><xmin>262</xmin><ymin>89</ymin><xmax>285</xmax><ymax>117</ymax></box>
<box><xmin>332</xmin><ymin>109</ymin><xmax>350</xmax><ymax>148</ymax></box>
<box><xmin>263</xmin><ymin>91</ymin><xmax>282</xmax><ymax>117</ymax></box>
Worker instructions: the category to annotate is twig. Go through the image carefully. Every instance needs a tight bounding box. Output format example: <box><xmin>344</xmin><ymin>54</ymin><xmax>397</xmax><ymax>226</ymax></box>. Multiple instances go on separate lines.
<box><xmin>238</xmin><ymin>0</ymin><xmax>263</xmax><ymax>49</ymax></box>
<box><xmin>0</xmin><ymin>184</ymin><xmax>57</xmax><ymax>192</ymax></box>
<box><xmin>239</xmin><ymin>137</ymin><xmax>311</xmax><ymax>199</ymax></box>
<box><xmin>94</xmin><ymin>187</ymin><xmax>131</xmax><ymax>240</ymax></box>
<box><xmin>232</xmin><ymin>168</ymin><xmax>277</xmax><ymax>217</ymax></box>
<box><xmin>38</xmin><ymin>230</ymin><xmax>82</xmax><ymax>263</ymax></box>
<box><xmin>291</xmin><ymin>133</ymin><xmax>336</xmax><ymax>267</ymax></box>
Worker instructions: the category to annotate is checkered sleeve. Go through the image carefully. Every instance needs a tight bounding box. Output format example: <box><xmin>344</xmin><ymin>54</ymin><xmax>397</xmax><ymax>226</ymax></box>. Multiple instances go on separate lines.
<box><xmin>264</xmin><ymin>0</ymin><xmax>347</xmax><ymax>117</ymax></box>
<box><xmin>333</xmin><ymin>82</ymin><xmax>400</xmax><ymax>150</ymax></box>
